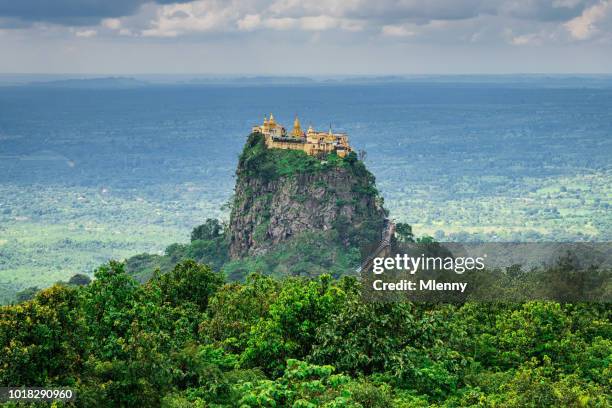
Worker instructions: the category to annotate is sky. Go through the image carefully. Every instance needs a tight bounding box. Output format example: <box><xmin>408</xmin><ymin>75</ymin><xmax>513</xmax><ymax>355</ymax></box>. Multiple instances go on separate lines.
<box><xmin>0</xmin><ymin>0</ymin><xmax>611</xmax><ymax>75</ymax></box>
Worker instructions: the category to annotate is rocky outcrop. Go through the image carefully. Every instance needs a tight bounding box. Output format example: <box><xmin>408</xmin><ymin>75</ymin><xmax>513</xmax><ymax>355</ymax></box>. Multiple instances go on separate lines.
<box><xmin>229</xmin><ymin>133</ymin><xmax>387</xmax><ymax>259</ymax></box>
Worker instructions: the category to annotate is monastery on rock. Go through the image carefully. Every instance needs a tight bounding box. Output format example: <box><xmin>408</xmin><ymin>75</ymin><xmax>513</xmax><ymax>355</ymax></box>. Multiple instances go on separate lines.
<box><xmin>252</xmin><ymin>114</ymin><xmax>353</xmax><ymax>158</ymax></box>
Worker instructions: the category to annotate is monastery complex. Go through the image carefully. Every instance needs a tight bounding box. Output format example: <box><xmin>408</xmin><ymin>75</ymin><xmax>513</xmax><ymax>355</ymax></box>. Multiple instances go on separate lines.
<box><xmin>252</xmin><ymin>114</ymin><xmax>353</xmax><ymax>158</ymax></box>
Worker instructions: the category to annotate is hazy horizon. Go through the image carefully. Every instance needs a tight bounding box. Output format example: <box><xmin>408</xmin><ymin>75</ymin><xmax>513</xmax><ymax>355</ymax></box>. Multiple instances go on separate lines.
<box><xmin>3</xmin><ymin>73</ymin><xmax>612</xmax><ymax>86</ymax></box>
<box><xmin>3</xmin><ymin>73</ymin><xmax>612</xmax><ymax>76</ymax></box>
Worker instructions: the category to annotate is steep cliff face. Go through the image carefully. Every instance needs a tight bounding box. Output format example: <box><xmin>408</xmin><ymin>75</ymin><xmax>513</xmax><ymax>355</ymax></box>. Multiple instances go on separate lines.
<box><xmin>229</xmin><ymin>133</ymin><xmax>387</xmax><ymax>259</ymax></box>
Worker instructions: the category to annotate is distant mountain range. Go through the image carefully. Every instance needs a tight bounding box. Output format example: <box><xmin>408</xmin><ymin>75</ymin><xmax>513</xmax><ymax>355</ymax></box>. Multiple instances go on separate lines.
<box><xmin>26</xmin><ymin>77</ymin><xmax>149</xmax><ymax>89</ymax></box>
<box><xmin>1</xmin><ymin>73</ymin><xmax>612</xmax><ymax>88</ymax></box>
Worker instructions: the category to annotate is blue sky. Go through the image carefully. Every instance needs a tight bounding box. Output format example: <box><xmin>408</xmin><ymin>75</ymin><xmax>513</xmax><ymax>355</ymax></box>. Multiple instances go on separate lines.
<box><xmin>1</xmin><ymin>0</ymin><xmax>611</xmax><ymax>74</ymax></box>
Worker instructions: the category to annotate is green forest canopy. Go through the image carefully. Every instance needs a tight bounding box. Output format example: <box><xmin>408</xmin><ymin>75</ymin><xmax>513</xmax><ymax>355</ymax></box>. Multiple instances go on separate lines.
<box><xmin>1</xmin><ymin>259</ymin><xmax>610</xmax><ymax>407</ymax></box>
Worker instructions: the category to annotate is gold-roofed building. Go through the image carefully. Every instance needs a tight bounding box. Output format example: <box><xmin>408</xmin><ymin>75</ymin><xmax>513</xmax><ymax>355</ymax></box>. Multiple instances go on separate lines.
<box><xmin>252</xmin><ymin>114</ymin><xmax>353</xmax><ymax>158</ymax></box>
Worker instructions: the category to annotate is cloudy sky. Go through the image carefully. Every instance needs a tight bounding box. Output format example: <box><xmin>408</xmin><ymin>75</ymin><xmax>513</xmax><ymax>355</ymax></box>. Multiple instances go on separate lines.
<box><xmin>1</xmin><ymin>0</ymin><xmax>611</xmax><ymax>75</ymax></box>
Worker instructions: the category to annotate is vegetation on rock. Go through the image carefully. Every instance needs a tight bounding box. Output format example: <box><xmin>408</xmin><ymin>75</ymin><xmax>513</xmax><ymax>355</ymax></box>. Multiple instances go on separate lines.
<box><xmin>229</xmin><ymin>133</ymin><xmax>387</xmax><ymax>259</ymax></box>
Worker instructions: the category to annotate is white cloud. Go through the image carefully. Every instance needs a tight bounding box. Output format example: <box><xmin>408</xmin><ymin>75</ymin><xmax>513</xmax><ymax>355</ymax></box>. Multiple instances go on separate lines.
<box><xmin>300</xmin><ymin>15</ymin><xmax>337</xmax><ymax>31</ymax></box>
<box><xmin>102</xmin><ymin>18</ymin><xmax>121</xmax><ymax>30</ymax></box>
<box><xmin>5</xmin><ymin>0</ymin><xmax>611</xmax><ymax>50</ymax></box>
<box><xmin>381</xmin><ymin>24</ymin><xmax>416</xmax><ymax>37</ymax></box>
<box><xmin>237</xmin><ymin>14</ymin><xmax>261</xmax><ymax>30</ymax></box>
<box><xmin>511</xmin><ymin>32</ymin><xmax>542</xmax><ymax>45</ymax></box>
<box><xmin>564</xmin><ymin>0</ymin><xmax>611</xmax><ymax>39</ymax></box>
<box><xmin>75</xmin><ymin>29</ymin><xmax>97</xmax><ymax>37</ymax></box>
<box><xmin>264</xmin><ymin>17</ymin><xmax>297</xmax><ymax>30</ymax></box>
<box><xmin>142</xmin><ymin>1</ymin><xmax>247</xmax><ymax>37</ymax></box>
<box><xmin>237</xmin><ymin>9</ymin><xmax>359</xmax><ymax>32</ymax></box>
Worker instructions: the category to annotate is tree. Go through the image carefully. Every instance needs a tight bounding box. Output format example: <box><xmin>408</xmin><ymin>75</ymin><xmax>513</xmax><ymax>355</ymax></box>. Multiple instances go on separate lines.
<box><xmin>151</xmin><ymin>260</ymin><xmax>224</xmax><ymax>312</ymax></box>
<box><xmin>1</xmin><ymin>255</ymin><xmax>610</xmax><ymax>406</ymax></box>
<box><xmin>191</xmin><ymin>219</ymin><xmax>223</xmax><ymax>242</ymax></box>
<box><xmin>78</xmin><ymin>260</ymin><xmax>202</xmax><ymax>407</ymax></box>
<box><xmin>15</xmin><ymin>286</ymin><xmax>39</xmax><ymax>303</ymax></box>
<box><xmin>237</xmin><ymin>359</ymin><xmax>358</xmax><ymax>407</ymax></box>
<box><xmin>81</xmin><ymin>261</ymin><xmax>141</xmax><ymax>359</ymax></box>
<box><xmin>68</xmin><ymin>273</ymin><xmax>91</xmax><ymax>286</ymax></box>
<box><xmin>394</xmin><ymin>223</ymin><xmax>414</xmax><ymax>243</ymax></box>
<box><xmin>201</xmin><ymin>274</ymin><xmax>280</xmax><ymax>353</ymax></box>
<box><xmin>0</xmin><ymin>284</ymin><xmax>85</xmax><ymax>385</ymax></box>
<box><xmin>241</xmin><ymin>275</ymin><xmax>346</xmax><ymax>376</ymax></box>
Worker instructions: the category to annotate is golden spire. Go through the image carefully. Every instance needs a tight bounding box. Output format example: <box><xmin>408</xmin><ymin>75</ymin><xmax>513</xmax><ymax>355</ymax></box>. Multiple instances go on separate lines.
<box><xmin>268</xmin><ymin>113</ymin><xmax>276</xmax><ymax>128</ymax></box>
<box><xmin>291</xmin><ymin>115</ymin><xmax>303</xmax><ymax>137</ymax></box>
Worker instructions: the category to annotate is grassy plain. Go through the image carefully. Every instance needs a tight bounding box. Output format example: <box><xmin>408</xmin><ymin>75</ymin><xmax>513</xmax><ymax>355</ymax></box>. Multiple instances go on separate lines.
<box><xmin>0</xmin><ymin>183</ymin><xmax>226</xmax><ymax>302</ymax></box>
<box><xmin>2</xmin><ymin>167</ymin><xmax>609</xmax><ymax>303</ymax></box>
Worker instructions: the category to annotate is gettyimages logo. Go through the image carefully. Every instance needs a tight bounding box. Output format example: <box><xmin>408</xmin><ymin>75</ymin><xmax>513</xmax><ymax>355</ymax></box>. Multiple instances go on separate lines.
<box><xmin>372</xmin><ymin>253</ymin><xmax>487</xmax><ymax>275</ymax></box>
<box><xmin>361</xmin><ymin>242</ymin><xmax>612</xmax><ymax>303</ymax></box>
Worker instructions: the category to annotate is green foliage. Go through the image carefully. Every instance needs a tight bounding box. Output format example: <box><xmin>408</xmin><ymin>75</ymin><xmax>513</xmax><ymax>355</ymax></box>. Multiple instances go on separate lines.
<box><xmin>77</xmin><ymin>260</ymin><xmax>204</xmax><ymax>406</ymax></box>
<box><xmin>222</xmin><ymin>230</ymin><xmax>362</xmax><ymax>281</ymax></box>
<box><xmin>151</xmin><ymin>259</ymin><xmax>224</xmax><ymax>312</ymax></box>
<box><xmin>459</xmin><ymin>360</ymin><xmax>610</xmax><ymax>407</ymax></box>
<box><xmin>201</xmin><ymin>274</ymin><xmax>280</xmax><ymax>353</ymax></box>
<box><xmin>242</xmin><ymin>275</ymin><xmax>347</xmax><ymax>376</ymax></box>
<box><xmin>126</xmin><ymin>219</ymin><xmax>229</xmax><ymax>281</ymax></box>
<box><xmin>81</xmin><ymin>260</ymin><xmax>142</xmax><ymax>359</ymax></box>
<box><xmin>0</xmin><ymin>284</ymin><xmax>84</xmax><ymax>386</ymax></box>
<box><xmin>342</xmin><ymin>216</ymin><xmax>387</xmax><ymax>249</ymax></box>
<box><xmin>1</xmin><ymin>260</ymin><xmax>610</xmax><ymax>407</ymax></box>
<box><xmin>14</xmin><ymin>286</ymin><xmax>39</xmax><ymax>303</ymax></box>
<box><xmin>68</xmin><ymin>273</ymin><xmax>91</xmax><ymax>286</ymax></box>
<box><xmin>237</xmin><ymin>133</ymin><xmax>371</xmax><ymax>181</ymax></box>
<box><xmin>236</xmin><ymin>359</ymin><xmax>357</xmax><ymax>407</ymax></box>
<box><xmin>490</xmin><ymin>302</ymin><xmax>578</xmax><ymax>369</ymax></box>
<box><xmin>238</xmin><ymin>132</ymin><xmax>279</xmax><ymax>179</ymax></box>
<box><xmin>185</xmin><ymin>237</ymin><xmax>229</xmax><ymax>270</ymax></box>
<box><xmin>191</xmin><ymin>218</ymin><xmax>223</xmax><ymax>242</ymax></box>
<box><xmin>394</xmin><ymin>223</ymin><xmax>414</xmax><ymax>243</ymax></box>
<box><xmin>310</xmin><ymin>292</ymin><xmax>468</xmax><ymax>399</ymax></box>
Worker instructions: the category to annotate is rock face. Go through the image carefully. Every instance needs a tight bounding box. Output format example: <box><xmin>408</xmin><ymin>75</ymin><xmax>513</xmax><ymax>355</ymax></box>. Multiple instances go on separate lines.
<box><xmin>229</xmin><ymin>133</ymin><xmax>387</xmax><ymax>259</ymax></box>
